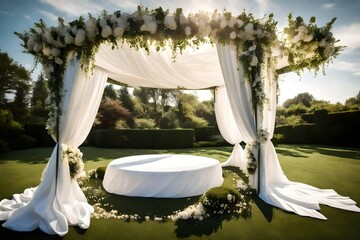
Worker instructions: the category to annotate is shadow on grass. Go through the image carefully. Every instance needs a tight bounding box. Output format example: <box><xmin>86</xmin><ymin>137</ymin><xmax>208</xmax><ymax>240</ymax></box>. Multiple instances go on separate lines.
<box><xmin>277</xmin><ymin>144</ymin><xmax>360</xmax><ymax>160</ymax></box>
<box><xmin>0</xmin><ymin>224</ymin><xmax>62</xmax><ymax>240</ymax></box>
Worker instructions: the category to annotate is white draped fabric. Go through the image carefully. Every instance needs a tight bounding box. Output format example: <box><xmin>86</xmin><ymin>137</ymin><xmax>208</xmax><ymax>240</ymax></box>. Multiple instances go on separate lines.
<box><xmin>103</xmin><ymin>154</ymin><xmax>223</xmax><ymax>198</ymax></box>
<box><xmin>217</xmin><ymin>44</ymin><xmax>360</xmax><ymax>219</ymax></box>
<box><xmin>216</xmin><ymin>44</ymin><xmax>259</xmax><ymax>188</ymax></box>
<box><xmin>95</xmin><ymin>43</ymin><xmax>224</xmax><ymax>89</ymax></box>
<box><xmin>0</xmin><ymin>60</ymin><xmax>107</xmax><ymax>235</ymax></box>
<box><xmin>1</xmin><ymin>41</ymin><xmax>359</xmax><ymax>236</ymax></box>
<box><xmin>214</xmin><ymin>86</ymin><xmax>246</xmax><ymax>170</ymax></box>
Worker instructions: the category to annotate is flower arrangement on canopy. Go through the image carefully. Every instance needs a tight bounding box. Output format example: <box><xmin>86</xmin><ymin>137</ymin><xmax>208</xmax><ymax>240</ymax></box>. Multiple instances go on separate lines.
<box><xmin>15</xmin><ymin>5</ymin><xmax>342</xmax><ymax>179</ymax></box>
<box><xmin>17</xmin><ymin>6</ymin><xmax>341</xmax><ymax>109</ymax></box>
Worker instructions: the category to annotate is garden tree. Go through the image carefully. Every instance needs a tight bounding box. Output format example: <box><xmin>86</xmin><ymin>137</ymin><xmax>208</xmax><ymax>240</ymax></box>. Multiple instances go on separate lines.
<box><xmin>285</xmin><ymin>103</ymin><xmax>308</xmax><ymax>116</ymax></box>
<box><xmin>345</xmin><ymin>90</ymin><xmax>360</xmax><ymax>106</ymax></box>
<box><xmin>118</xmin><ymin>86</ymin><xmax>134</xmax><ymax>112</ymax></box>
<box><xmin>283</xmin><ymin>92</ymin><xmax>314</xmax><ymax>108</ymax></box>
<box><xmin>31</xmin><ymin>73</ymin><xmax>49</xmax><ymax>108</ymax></box>
<box><xmin>0</xmin><ymin>51</ymin><xmax>31</xmax><ymax>108</ymax></box>
<box><xmin>196</xmin><ymin>100</ymin><xmax>216</xmax><ymax>127</ymax></box>
<box><xmin>102</xmin><ymin>84</ymin><xmax>117</xmax><ymax>100</ymax></box>
<box><xmin>30</xmin><ymin>73</ymin><xmax>49</xmax><ymax>121</ymax></box>
<box><xmin>96</xmin><ymin>97</ymin><xmax>134</xmax><ymax>129</ymax></box>
<box><xmin>159</xmin><ymin>107</ymin><xmax>179</xmax><ymax>129</ymax></box>
<box><xmin>10</xmin><ymin>81</ymin><xmax>30</xmax><ymax>123</ymax></box>
<box><xmin>133</xmin><ymin>87</ymin><xmax>179</xmax><ymax>125</ymax></box>
<box><xmin>177</xmin><ymin>93</ymin><xmax>208</xmax><ymax>128</ymax></box>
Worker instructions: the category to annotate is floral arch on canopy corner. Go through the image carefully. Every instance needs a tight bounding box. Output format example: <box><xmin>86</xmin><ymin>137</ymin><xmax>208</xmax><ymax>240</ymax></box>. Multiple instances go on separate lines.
<box><xmin>0</xmin><ymin>6</ymin><xmax>359</xmax><ymax>236</ymax></box>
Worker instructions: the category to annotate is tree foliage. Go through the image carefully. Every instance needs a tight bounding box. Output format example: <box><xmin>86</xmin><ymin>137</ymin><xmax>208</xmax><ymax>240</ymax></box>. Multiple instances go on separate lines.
<box><xmin>283</xmin><ymin>92</ymin><xmax>314</xmax><ymax>108</ymax></box>
<box><xmin>0</xmin><ymin>51</ymin><xmax>31</xmax><ymax>107</ymax></box>
<box><xmin>96</xmin><ymin>97</ymin><xmax>133</xmax><ymax>129</ymax></box>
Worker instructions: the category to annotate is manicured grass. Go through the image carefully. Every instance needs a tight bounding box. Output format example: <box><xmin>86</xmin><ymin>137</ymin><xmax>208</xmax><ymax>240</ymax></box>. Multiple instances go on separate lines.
<box><xmin>0</xmin><ymin>145</ymin><xmax>359</xmax><ymax>239</ymax></box>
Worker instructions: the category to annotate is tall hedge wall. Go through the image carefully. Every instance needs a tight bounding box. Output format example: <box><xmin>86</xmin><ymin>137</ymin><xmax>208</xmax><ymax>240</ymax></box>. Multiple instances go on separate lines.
<box><xmin>94</xmin><ymin>129</ymin><xmax>194</xmax><ymax>149</ymax></box>
<box><xmin>275</xmin><ymin>110</ymin><xmax>360</xmax><ymax>147</ymax></box>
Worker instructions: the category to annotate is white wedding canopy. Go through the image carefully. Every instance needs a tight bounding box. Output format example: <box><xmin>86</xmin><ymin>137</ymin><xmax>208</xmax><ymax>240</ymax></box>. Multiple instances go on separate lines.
<box><xmin>1</xmin><ymin>39</ymin><xmax>359</xmax><ymax>236</ymax></box>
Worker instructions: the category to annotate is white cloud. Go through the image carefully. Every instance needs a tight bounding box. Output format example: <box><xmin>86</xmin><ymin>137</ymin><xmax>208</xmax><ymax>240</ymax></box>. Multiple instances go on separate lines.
<box><xmin>0</xmin><ymin>10</ymin><xmax>8</xmax><ymax>15</ymax></box>
<box><xmin>24</xmin><ymin>15</ymin><xmax>31</xmax><ymax>20</ymax></box>
<box><xmin>330</xmin><ymin>60</ymin><xmax>360</xmax><ymax>76</ymax></box>
<box><xmin>334</xmin><ymin>23</ymin><xmax>360</xmax><ymax>53</ymax></box>
<box><xmin>256</xmin><ymin>0</ymin><xmax>269</xmax><ymax>17</ymax></box>
<box><xmin>40</xmin><ymin>0</ymin><xmax>103</xmax><ymax>17</ymax></box>
<box><xmin>38</xmin><ymin>10</ymin><xmax>59</xmax><ymax>22</ymax></box>
<box><xmin>322</xmin><ymin>3</ymin><xmax>335</xmax><ymax>9</ymax></box>
<box><xmin>106</xmin><ymin>0</ymin><xmax>138</xmax><ymax>12</ymax></box>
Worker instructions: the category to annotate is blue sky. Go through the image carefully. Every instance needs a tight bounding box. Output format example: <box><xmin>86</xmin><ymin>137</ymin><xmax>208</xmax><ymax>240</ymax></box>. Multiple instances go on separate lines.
<box><xmin>0</xmin><ymin>0</ymin><xmax>359</xmax><ymax>105</ymax></box>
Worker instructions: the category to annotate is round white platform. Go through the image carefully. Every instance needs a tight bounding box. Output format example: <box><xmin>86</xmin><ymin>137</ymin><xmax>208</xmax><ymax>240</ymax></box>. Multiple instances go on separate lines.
<box><xmin>102</xmin><ymin>154</ymin><xmax>223</xmax><ymax>198</ymax></box>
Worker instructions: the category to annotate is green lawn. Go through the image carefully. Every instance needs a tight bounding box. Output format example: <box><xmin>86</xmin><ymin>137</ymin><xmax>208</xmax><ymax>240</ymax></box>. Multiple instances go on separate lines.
<box><xmin>0</xmin><ymin>145</ymin><xmax>359</xmax><ymax>240</ymax></box>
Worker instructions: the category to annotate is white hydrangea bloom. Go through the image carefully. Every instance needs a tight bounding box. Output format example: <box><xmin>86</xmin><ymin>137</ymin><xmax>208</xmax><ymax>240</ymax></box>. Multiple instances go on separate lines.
<box><xmin>164</xmin><ymin>15</ymin><xmax>177</xmax><ymax>30</ymax></box>
<box><xmin>113</xmin><ymin>27</ymin><xmax>124</xmax><ymax>38</ymax></box>
<box><xmin>101</xmin><ymin>26</ymin><xmax>112</xmax><ymax>38</ymax></box>
<box><xmin>250</xmin><ymin>55</ymin><xmax>258</xmax><ymax>66</ymax></box>
<box><xmin>42</xmin><ymin>47</ymin><xmax>52</xmax><ymax>57</ymax></box>
<box><xmin>33</xmin><ymin>43</ymin><xmax>43</xmax><ymax>53</ymax></box>
<box><xmin>185</xmin><ymin>26</ymin><xmax>191</xmax><ymax>36</ymax></box>
<box><xmin>74</xmin><ymin>29</ymin><xmax>86</xmax><ymax>46</ymax></box>
<box><xmin>64</xmin><ymin>32</ymin><xmax>74</xmax><ymax>44</ymax></box>
<box><xmin>179</xmin><ymin>13</ymin><xmax>188</xmax><ymax>25</ymax></box>
<box><xmin>51</xmin><ymin>48</ymin><xmax>61</xmax><ymax>57</ymax></box>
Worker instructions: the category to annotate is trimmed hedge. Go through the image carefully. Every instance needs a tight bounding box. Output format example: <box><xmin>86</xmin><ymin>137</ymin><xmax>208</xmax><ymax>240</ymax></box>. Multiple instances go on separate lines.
<box><xmin>194</xmin><ymin>127</ymin><xmax>219</xmax><ymax>141</ymax></box>
<box><xmin>275</xmin><ymin>110</ymin><xmax>360</xmax><ymax>147</ymax></box>
<box><xmin>95</xmin><ymin>129</ymin><xmax>194</xmax><ymax>149</ymax></box>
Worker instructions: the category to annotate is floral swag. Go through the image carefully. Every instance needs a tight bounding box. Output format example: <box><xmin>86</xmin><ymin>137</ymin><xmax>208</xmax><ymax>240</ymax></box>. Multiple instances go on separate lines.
<box><xmin>246</xmin><ymin>129</ymin><xmax>270</xmax><ymax>175</ymax></box>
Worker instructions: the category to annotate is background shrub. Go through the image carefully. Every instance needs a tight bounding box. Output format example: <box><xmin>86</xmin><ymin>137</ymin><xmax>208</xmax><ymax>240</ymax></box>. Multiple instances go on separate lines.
<box><xmin>95</xmin><ymin>129</ymin><xmax>194</xmax><ymax>149</ymax></box>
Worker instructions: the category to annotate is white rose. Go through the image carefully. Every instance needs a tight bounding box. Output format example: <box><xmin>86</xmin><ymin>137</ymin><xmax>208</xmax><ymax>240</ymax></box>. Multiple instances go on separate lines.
<box><xmin>64</xmin><ymin>32</ymin><xmax>74</xmax><ymax>44</ymax></box>
<box><xmin>227</xmin><ymin>194</ymin><xmax>233</xmax><ymax>202</ymax></box>
<box><xmin>101</xmin><ymin>26</ymin><xmax>112</xmax><ymax>38</ymax></box>
<box><xmin>147</xmin><ymin>22</ymin><xmax>157</xmax><ymax>34</ymax></box>
<box><xmin>33</xmin><ymin>43</ymin><xmax>43</xmax><ymax>52</ymax></box>
<box><xmin>230</xmin><ymin>31</ymin><xmax>237</xmax><ymax>39</ymax></box>
<box><xmin>228</xmin><ymin>17</ymin><xmax>236</xmax><ymax>28</ymax></box>
<box><xmin>54</xmin><ymin>57</ymin><xmax>63</xmax><ymax>65</ymax></box>
<box><xmin>116</xmin><ymin>18</ymin><xmax>127</xmax><ymax>29</ymax></box>
<box><xmin>303</xmin><ymin>34</ymin><xmax>313</xmax><ymax>42</ymax></box>
<box><xmin>237</xmin><ymin>19</ymin><xmax>244</xmax><ymax>28</ymax></box>
<box><xmin>26</xmin><ymin>37</ymin><xmax>35</xmax><ymax>50</ymax></box>
<box><xmin>51</xmin><ymin>48</ymin><xmax>61</xmax><ymax>57</ymax></box>
<box><xmin>250</xmin><ymin>55</ymin><xmax>258</xmax><ymax>66</ymax></box>
<box><xmin>99</xmin><ymin>18</ymin><xmax>107</xmax><ymax>28</ymax></box>
<box><xmin>185</xmin><ymin>26</ymin><xmax>191</xmax><ymax>36</ymax></box>
<box><xmin>113</xmin><ymin>27</ymin><xmax>124</xmax><ymax>38</ymax></box>
<box><xmin>164</xmin><ymin>15</ymin><xmax>177</xmax><ymax>30</ymax></box>
<box><xmin>220</xmin><ymin>19</ymin><xmax>227</xmax><ymax>29</ymax></box>
<box><xmin>74</xmin><ymin>29</ymin><xmax>86</xmax><ymax>46</ymax></box>
<box><xmin>297</xmin><ymin>25</ymin><xmax>307</xmax><ymax>33</ymax></box>
<box><xmin>110</xmin><ymin>14</ymin><xmax>117</xmax><ymax>24</ymax></box>
<box><xmin>42</xmin><ymin>47</ymin><xmax>52</xmax><ymax>57</ymax></box>
<box><xmin>319</xmin><ymin>39</ymin><xmax>326</xmax><ymax>47</ymax></box>
<box><xmin>44</xmin><ymin>31</ymin><xmax>54</xmax><ymax>44</ymax></box>
<box><xmin>179</xmin><ymin>13</ymin><xmax>188</xmax><ymax>25</ymax></box>
<box><xmin>244</xmin><ymin>23</ymin><xmax>254</xmax><ymax>34</ymax></box>
<box><xmin>71</xmin><ymin>26</ymin><xmax>77</xmax><ymax>35</ymax></box>
<box><xmin>85</xmin><ymin>17</ymin><xmax>97</xmax><ymax>39</ymax></box>
<box><xmin>292</xmin><ymin>34</ymin><xmax>301</xmax><ymax>44</ymax></box>
<box><xmin>248</xmin><ymin>45</ymin><xmax>256</xmax><ymax>51</ymax></box>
